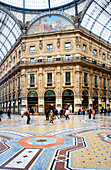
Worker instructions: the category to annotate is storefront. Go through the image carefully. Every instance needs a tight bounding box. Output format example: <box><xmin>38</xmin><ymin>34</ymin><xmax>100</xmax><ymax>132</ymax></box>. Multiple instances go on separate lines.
<box><xmin>27</xmin><ymin>91</ymin><xmax>38</xmax><ymax>113</ymax></box>
<box><xmin>62</xmin><ymin>89</ymin><xmax>74</xmax><ymax>112</ymax></box>
<box><xmin>44</xmin><ymin>90</ymin><xmax>56</xmax><ymax>111</ymax></box>
<box><xmin>101</xmin><ymin>92</ymin><xmax>106</xmax><ymax>109</ymax></box>
<box><xmin>93</xmin><ymin>91</ymin><xmax>98</xmax><ymax>109</ymax></box>
<box><xmin>82</xmin><ymin>90</ymin><xmax>88</xmax><ymax>109</ymax></box>
<box><xmin>18</xmin><ymin>93</ymin><xmax>21</xmax><ymax>115</ymax></box>
<box><xmin>13</xmin><ymin>95</ymin><xmax>16</xmax><ymax>114</ymax></box>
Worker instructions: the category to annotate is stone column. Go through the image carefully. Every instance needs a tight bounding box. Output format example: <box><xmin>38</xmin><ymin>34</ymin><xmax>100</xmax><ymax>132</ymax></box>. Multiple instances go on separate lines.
<box><xmin>75</xmin><ymin>66</ymin><xmax>82</xmax><ymax>113</ymax></box>
<box><xmin>21</xmin><ymin>69</ymin><xmax>27</xmax><ymax>115</ymax></box>
<box><xmin>89</xmin><ymin>70</ymin><xmax>93</xmax><ymax>110</ymax></box>
<box><xmin>98</xmin><ymin>73</ymin><xmax>102</xmax><ymax>111</ymax></box>
<box><xmin>38</xmin><ymin>68</ymin><xmax>44</xmax><ymax>114</ymax></box>
<box><xmin>56</xmin><ymin>66</ymin><xmax>62</xmax><ymax>112</ymax></box>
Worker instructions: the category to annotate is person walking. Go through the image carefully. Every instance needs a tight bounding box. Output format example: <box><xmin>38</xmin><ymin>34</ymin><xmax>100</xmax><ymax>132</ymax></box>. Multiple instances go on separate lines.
<box><xmin>27</xmin><ymin>108</ymin><xmax>31</xmax><ymax>124</ymax></box>
<box><xmin>45</xmin><ymin>106</ymin><xmax>49</xmax><ymax>120</ymax></box>
<box><xmin>0</xmin><ymin>110</ymin><xmax>3</xmax><ymax>121</ymax></box>
<box><xmin>49</xmin><ymin>110</ymin><xmax>54</xmax><ymax>123</ymax></box>
<box><xmin>108</xmin><ymin>108</ymin><xmax>110</xmax><ymax>116</ymax></box>
<box><xmin>7</xmin><ymin>109</ymin><xmax>11</xmax><ymax>119</ymax></box>
<box><xmin>54</xmin><ymin>108</ymin><xmax>59</xmax><ymax>119</ymax></box>
<box><xmin>88</xmin><ymin>109</ymin><xmax>92</xmax><ymax>119</ymax></box>
<box><xmin>65</xmin><ymin>109</ymin><xmax>70</xmax><ymax>120</ymax></box>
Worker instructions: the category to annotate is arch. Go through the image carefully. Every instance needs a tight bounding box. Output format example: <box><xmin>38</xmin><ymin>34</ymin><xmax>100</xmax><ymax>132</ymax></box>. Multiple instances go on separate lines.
<box><xmin>82</xmin><ymin>90</ymin><xmax>88</xmax><ymax>108</ymax></box>
<box><xmin>102</xmin><ymin>92</ymin><xmax>106</xmax><ymax>97</ymax></box>
<box><xmin>28</xmin><ymin>91</ymin><xmax>38</xmax><ymax>97</ymax></box>
<box><xmin>93</xmin><ymin>91</ymin><xmax>98</xmax><ymax>97</ymax></box>
<box><xmin>44</xmin><ymin>90</ymin><xmax>55</xmax><ymax>97</ymax></box>
<box><xmin>82</xmin><ymin>90</ymin><xmax>88</xmax><ymax>96</ymax></box>
<box><xmin>27</xmin><ymin>12</ymin><xmax>74</xmax><ymax>34</ymax></box>
<box><xmin>62</xmin><ymin>89</ymin><xmax>74</xmax><ymax>96</ymax></box>
<box><xmin>62</xmin><ymin>89</ymin><xmax>74</xmax><ymax>112</ymax></box>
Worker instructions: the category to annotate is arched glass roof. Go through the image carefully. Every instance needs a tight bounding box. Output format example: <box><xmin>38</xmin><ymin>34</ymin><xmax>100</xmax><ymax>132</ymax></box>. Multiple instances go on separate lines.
<box><xmin>0</xmin><ymin>0</ymin><xmax>76</xmax><ymax>10</ymax></box>
<box><xmin>0</xmin><ymin>9</ymin><xmax>22</xmax><ymax>62</ymax></box>
<box><xmin>81</xmin><ymin>0</ymin><xmax>111</xmax><ymax>43</ymax></box>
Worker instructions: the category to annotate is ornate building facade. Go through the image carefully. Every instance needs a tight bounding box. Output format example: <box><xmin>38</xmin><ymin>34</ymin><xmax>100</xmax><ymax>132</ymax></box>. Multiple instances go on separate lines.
<box><xmin>0</xmin><ymin>1</ymin><xmax>111</xmax><ymax>115</ymax></box>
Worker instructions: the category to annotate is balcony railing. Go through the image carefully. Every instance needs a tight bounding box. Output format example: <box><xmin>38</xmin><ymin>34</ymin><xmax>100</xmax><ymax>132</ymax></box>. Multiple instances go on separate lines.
<box><xmin>0</xmin><ymin>56</ymin><xmax>111</xmax><ymax>82</ymax></box>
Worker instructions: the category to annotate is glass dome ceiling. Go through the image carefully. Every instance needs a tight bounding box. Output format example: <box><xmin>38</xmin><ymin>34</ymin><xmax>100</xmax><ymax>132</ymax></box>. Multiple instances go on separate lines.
<box><xmin>0</xmin><ymin>9</ymin><xmax>22</xmax><ymax>62</ymax></box>
<box><xmin>0</xmin><ymin>0</ymin><xmax>75</xmax><ymax>10</ymax></box>
<box><xmin>81</xmin><ymin>0</ymin><xmax>111</xmax><ymax>43</ymax></box>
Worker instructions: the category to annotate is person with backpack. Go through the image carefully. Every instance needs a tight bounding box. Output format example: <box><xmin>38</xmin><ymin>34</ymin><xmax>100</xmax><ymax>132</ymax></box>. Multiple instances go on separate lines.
<box><xmin>54</xmin><ymin>108</ymin><xmax>59</xmax><ymax>119</ymax></box>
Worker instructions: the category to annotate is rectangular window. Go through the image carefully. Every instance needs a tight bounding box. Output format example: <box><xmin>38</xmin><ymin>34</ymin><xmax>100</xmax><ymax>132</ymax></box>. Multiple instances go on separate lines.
<box><xmin>103</xmin><ymin>78</ymin><xmax>106</xmax><ymax>89</ymax></box>
<box><xmin>94</xmin><ymin>49</ymin><xmax>97</xmax><ymax>56</ymax></box>
<box><xmin>13</xmin><ymin>80</ymin><xmax>15</xmax><ymax>90</ymax></box>
<box><xmin>30</xmin><ymin>46</ymin><xmax>35</xmax><ymax>53</ymax></box>
<box><xmin>84</xmin><ymin>73</ymin><xmax>88</xmax><ymax>86</ymax></box>
<box><xmin>13</xmin><ymin>56</ymin><xmax>15</xmax><ymax>63</ymax></box>
<box><xmin>65</xmin><ymin>72</ymin><xmax>71</xmax><ymax>85</ymax></box>
<box><xmin>47</xmin><ymin>73</ymin><xmax>52</xmax><ymax>86</ymax></box>
<box><xmin>65</xmin><ymin>55</ymin><xmax>71</xmax><ymax>61</ymax></box>
<box><xmin>9</xmin><ymin>83</ymin><xmax>10</xmax><ymax>92</ymax></box>
<box><xmin>95</xmin><ymin>75</ymin><xmax>98</xmax><ymax>87</ymax></box>
<box><xmin>83</xmin><ymin>44</ymin><xmax>86</xmax><ymax>51</ymax></box>
<box><xmin>47</xmin><ymin>44</ymin><xmax>53</xmax><ymax>51</ymax></box>
<box><xmin>47</xmin><ymin>56</ymin><xmax>52</xmax><ymax>62</ymax></box>
<box><xmin>102</xmin><ymin>53</ymin><xmax>105</xmax><ymax>60</ymax></box>
<box><xmin>18</xmin><ymin>77</ymin><xmax>20</xmax><ymax>89</ymax></box>
<box><xmin>30</xmin><ymin>58</ymin><xmax>35</xmax><ymax>63</ymax></box>
<box><xmin>19</xmin><ymin>50</ymin><xmax>21</xmax><ymax>58</ymax></box>
<box><xmin>30</xmin><ymin>74</ymin><xmax>35</xmax><ymax>87</ymax></box>
<box><xmin>65</xmin><ymin>42</ymin><xmax>71</xmax><ymax>49</ymax></box>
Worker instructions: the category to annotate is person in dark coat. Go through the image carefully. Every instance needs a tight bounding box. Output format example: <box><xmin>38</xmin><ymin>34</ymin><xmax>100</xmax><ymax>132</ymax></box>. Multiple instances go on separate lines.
<box><xmin>27</xmin><ymin>108</ymin><xmax>31</xmax><ymax>124</ymax></box>
<box><xmin>7</xmin><ymin>109</ymin><xmax>11</xmax><ymax>119</ymax></box>
<box><xmin>45</xmin><ymin>106</ymin><xmax>49</xmax><ymax>120</ymax></box>
<box><xmin>0</xmin><ymin>110</ymin><xmax>3</xmax><ymax>121</ymax></box>
<box><xmin>88</xmin><ymin>109</ymin><xmax>92</xmax><ymax>119</ymax></box>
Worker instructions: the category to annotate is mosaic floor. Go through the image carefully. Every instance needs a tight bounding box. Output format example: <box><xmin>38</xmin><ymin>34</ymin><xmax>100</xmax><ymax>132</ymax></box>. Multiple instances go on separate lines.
<box><xmin>0</xmin><ymin>114</ymin><xmax>111</xmax><ymax>170</ymax></box>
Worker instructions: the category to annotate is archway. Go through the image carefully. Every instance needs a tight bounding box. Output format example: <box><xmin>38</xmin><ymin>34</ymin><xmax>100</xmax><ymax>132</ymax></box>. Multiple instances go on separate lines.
<box><xmin>62</xmin><ymin>89</ymin><xmax>74</xmax><ymax>112</ymax></box>
<box><xmin>82</xmin><ymin>90</ymin><xmax>88</xmax><ymax>109</ymax></box>
<box><xmin>109</xmin><ymin>92</ymin><xmax>111</xmax><ymax>109</ymax></box>
<box><xmin>93</xmin><ymin>91</ymin><xmax>98</xmax><ymax>110</ymax></box>
<box><xmin>18</xmin><ymin>93</ymin><xmax>21</xmax><ymax>115</ymax></box>
<box><xmin>102</xmin><ymin>92</ymin><xmax>106</xmax><ymax>109</ymax></box>
<box><xmin>9</xmin><ymin>96</ymin><xmax>11</xmax><ymax>110</ymax></box>
<box><xmin>13</xmin><ymin>94</ymin><xmax>16</xmax><ymax>114</ymax></box>
<box><xmin>44</xmin><ymin>90</ymin><xmax>56</xmax><ymax>111</ymax></box>
<box><xmin>27</xmin><ymin>91</ymin><xmax>38</xmax><ymax>113</ymax></box>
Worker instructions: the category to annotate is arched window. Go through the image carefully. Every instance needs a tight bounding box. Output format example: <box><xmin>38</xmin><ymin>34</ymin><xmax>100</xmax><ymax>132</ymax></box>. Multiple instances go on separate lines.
<box><xmin>44</xmin><ymin>90</ymin><xmax>55</xmax><ymax>97</ymax></box>
<box><xmin>62</xmin><ymin>89</ymin><xmax>74</xmax><ymax>96</ymax></box>
<box><xmin>28</xmin><ymin>91</ymin><xmax>38</xmax><ymax>97</ymax></box>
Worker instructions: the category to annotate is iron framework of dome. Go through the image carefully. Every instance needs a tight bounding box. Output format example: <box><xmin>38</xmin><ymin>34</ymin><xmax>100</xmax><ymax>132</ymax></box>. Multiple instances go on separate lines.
<box><xmin>80</xmin><ymin>0</ymin><xmax>111</xmax><ymax>43</ymax></box>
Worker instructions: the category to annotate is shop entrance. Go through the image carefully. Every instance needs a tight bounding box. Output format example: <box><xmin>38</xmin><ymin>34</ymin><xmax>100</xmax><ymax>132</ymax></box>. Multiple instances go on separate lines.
<box><xmin>44</xmin><ymin>90</ymin><xmax>56</xmax><ymax>112</ymax></box>
<box><xmin>82</xmin><ymin>90</ymin><xmax>88</xmax><ymax>109</ymax></box>
<box><xmin>18</xmin><ymin>93</ymin><xmax>21</xmax><ymax>115</ymax></box>
<box><xmin>93</xmin><ymin>91</ymin><xmax>98</xmax><ymax>110</ymax></box>
<box><xmin>27</xmin><ymin>91</ymin><xmax>38</xmax><ymax>113</ymax></box>
<box><xmin>62</xmin><ymin>89</ymin><xmax>74</xmax><ymax>113</ymax></box>
<box><xmin>101</xmin><ymin>92</ymin><xmax>106</xmax><ymax>109</ymax></box>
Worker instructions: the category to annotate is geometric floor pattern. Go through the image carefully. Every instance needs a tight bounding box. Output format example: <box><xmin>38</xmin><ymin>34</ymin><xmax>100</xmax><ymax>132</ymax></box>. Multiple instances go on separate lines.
<box><xmin>0</xmin><ymin>114</ymin><xmax>111</xmax><ymax>170</ymax></box>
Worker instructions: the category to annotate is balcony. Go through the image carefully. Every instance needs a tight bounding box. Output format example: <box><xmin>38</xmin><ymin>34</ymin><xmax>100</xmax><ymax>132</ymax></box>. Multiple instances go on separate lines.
<box><xmin>47</xmin><ymin>83</ymin><xmax>52</xmax><ymax>87</ymax></box>
<box><xmin>65</xmin><ymin>82</ymin><xmax>71</xmax><ymax>86</ymax></box>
